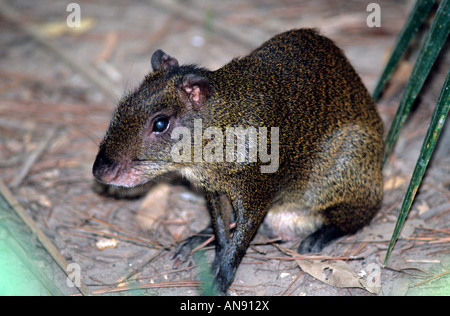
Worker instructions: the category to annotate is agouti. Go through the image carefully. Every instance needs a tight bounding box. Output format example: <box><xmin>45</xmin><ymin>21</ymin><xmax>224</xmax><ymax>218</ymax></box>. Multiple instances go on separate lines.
<box><xmin>93</xmin><ymin>29</ymin><xmax>384</xmax><ymax>295</ymax></box>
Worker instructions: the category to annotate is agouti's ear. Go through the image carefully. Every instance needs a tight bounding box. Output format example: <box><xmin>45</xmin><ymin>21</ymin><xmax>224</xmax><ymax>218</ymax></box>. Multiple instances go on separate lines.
<box><xmin>151</xmin><ymin>50</ymin><xmax>179</xmax><ymax>72</ymax></box>
<box><xmin>179</xmin><ymin>74</ymin><xmax>212</xmax><ymax>110</ymax></box>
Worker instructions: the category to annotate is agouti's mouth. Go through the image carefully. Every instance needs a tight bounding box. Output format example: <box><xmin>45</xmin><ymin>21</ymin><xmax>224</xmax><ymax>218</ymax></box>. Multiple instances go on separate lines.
<box><xmin>92</xmin><ymin>150</ymin><xmax>146</xmax><ymax>188</ymax></box>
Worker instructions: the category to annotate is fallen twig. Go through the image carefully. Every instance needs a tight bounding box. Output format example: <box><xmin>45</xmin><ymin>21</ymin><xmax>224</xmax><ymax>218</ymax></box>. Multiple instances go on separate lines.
<box><xmin>413</xmin><ymin>270</ymin><xmax>450</xmax><ymax>288</ymax></box>
<box><xmin>280</xmin><ymin>271</ymin><xmax>304</xmax><ymax>296</ymax></box>
<box><xmin>82</xmin><ymin>280</ymin><xmax>201</xmax><ymax>295</ymax></box>
<box><xmin>10</xmin><ymin>126</ymin><xmax>59</xmax><ymax>189</ymax></box>
<box><xmin>71</xmin><ymin>209</ymin><xmax>170</xmax><ymax>249</ymax></box>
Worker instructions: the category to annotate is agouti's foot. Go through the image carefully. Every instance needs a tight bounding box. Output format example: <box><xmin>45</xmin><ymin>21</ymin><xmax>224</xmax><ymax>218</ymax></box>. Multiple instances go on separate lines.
<box><xmin>170</xmin><ymin>226</ymin><xmax>215</xmax><ymax>269</ymax></box>
<box><xmin>297</xmin><ymin>225</ymin><xmax>344</xmax><ymax>254</ymax></box>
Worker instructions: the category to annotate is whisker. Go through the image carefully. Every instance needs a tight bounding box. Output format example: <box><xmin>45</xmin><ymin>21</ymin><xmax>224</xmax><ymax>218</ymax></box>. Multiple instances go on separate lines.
<box><xmin>122</xmin><ymin>56</ymin><xmax>137</xmax><ymax>96</ymax></box>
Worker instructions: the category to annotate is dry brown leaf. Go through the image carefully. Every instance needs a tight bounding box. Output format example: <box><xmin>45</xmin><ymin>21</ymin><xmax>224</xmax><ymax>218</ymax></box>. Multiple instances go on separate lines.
<box><xmin>296</xmin><ymin>259</ymin><xmax>381</xmax><ymax>294</ymax></box>
<box><xmin>136</xmin><ymin>183</ymin><xmax>172</xmax><ymax>230</ymax></box>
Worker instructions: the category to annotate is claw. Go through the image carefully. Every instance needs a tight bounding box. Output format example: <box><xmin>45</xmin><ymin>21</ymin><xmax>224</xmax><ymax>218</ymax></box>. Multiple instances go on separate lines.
<box><xmin>172</xmin><ymin>258</ymin><xmax>183</xmax><ymax>269</ymax></box>
<box><xmin>170</xmin><ymin>228</ymin><xmax>215</xmax><ymax>269</ymax></box>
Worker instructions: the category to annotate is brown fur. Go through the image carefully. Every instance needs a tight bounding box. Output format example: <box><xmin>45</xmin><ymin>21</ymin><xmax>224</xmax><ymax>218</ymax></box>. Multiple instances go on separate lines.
<box><xmin>93</xmin><ymin>29</ymin><xmax>384</xmax><ymax>294</ymax></box>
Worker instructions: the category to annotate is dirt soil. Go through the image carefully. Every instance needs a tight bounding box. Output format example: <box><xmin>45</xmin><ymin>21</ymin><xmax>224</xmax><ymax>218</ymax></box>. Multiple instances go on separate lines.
<box><xmin>0</xmin><ymin>0</ymin><xmax>449</xmax><ymax>296</ymax></box>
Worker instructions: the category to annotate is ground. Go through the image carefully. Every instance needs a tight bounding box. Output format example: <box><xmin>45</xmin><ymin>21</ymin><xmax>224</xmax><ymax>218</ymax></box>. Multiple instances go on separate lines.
<box><xmin>0</xmin><ymin>0</ymin><xmax>449</xmax><ymax>296</ymax></box>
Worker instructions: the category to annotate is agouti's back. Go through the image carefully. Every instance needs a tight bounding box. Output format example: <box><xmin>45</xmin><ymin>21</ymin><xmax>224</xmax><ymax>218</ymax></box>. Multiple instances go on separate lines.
<box><xmin>211</xmin><ymin>29</ymin><xmax>381</xmax><ymax>133</ymax></box>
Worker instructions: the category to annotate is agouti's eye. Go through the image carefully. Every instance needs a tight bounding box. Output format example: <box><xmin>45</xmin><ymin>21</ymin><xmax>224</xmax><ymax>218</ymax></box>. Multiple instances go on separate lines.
<box><xmin>152</xmin><ymin>116</ymin><xmax>170</xmax><ymax>133</ymax></box>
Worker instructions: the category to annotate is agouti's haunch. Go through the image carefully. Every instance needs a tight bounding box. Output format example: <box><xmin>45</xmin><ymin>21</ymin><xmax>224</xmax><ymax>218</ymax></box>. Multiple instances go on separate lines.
<box><xmin>93</xmin><ymin>29</ymin><xmax>384</xmax><ymax>295</ymax></box>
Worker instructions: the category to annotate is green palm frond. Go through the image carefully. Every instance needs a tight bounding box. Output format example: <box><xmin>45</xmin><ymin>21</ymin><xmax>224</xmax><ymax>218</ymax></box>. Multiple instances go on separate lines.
<box><xmin>375</xmin><ymin>0</ymin><xmax>450</xmax><ymax>265</ymax></box>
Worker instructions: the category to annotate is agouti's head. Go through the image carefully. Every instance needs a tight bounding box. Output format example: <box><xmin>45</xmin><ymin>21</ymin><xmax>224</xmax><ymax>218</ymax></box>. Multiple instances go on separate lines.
<box><xmin>93</xmin><ymin>50</ymin><xmax>212</xmax><ymax>187</ymax></box>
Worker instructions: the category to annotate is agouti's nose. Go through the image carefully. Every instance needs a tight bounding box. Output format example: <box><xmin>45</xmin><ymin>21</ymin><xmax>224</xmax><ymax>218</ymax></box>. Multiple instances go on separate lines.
<box><xmin>92</xmin><ymin>149</ymin><xmax>120</xmax><ymax>184</ymax></box>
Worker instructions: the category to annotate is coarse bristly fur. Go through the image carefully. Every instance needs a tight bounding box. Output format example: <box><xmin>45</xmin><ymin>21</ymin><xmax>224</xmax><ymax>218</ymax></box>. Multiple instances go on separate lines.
<box><xmin>93</xmin><ymin>28</ymin><xmax>384</xmax><ymax>295</ymax></box>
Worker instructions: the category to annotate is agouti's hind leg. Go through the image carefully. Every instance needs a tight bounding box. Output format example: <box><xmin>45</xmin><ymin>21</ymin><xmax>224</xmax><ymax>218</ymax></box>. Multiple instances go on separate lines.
<box><xmin>297</xmin><ymin>204</ymin><xmax>379</xmax><ymax>254</ymax></box>
<box><xmin>297</xmin><ymin>225</ymin><xmax>344</xmax><ymax>254</ymax></box>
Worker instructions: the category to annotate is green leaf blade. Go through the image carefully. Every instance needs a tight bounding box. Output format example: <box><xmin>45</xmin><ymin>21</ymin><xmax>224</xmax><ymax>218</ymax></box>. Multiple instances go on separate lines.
<box><xmin>383</xmin><ymin>0</ymin><xmax>450</xmax><ymax>166</ymax></box>
<box><xmin>384</xmin><ymin>70</ymin><xmax>450</xmax><ymax>265</ymax></box>
<box><xmin>372</xmin><ymin>0</ymin><xmax>436</xmax><ymax>101</ymax></box>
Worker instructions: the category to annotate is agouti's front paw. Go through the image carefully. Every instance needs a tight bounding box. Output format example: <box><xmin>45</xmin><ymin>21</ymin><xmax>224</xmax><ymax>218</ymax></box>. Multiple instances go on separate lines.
<box><xmin>170</xmin><ymin>226</ymin><xmax>215</xmax><ymax>268</ymax></box>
